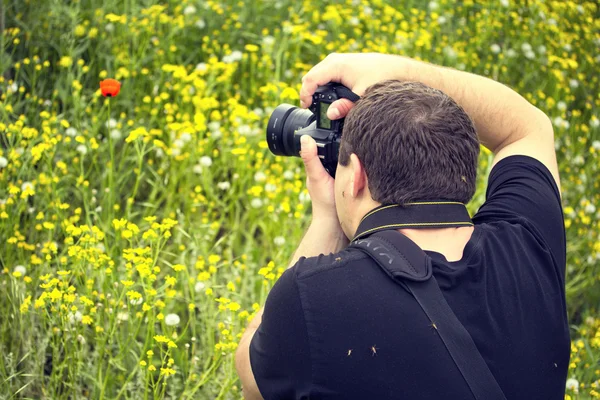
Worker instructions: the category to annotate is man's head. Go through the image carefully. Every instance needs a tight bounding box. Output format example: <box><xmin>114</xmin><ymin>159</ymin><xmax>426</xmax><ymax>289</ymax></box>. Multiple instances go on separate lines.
<box><xmin>334</xmin><ymin>80</ymin><xmax>480</xmax><ymax>238</ymax></box>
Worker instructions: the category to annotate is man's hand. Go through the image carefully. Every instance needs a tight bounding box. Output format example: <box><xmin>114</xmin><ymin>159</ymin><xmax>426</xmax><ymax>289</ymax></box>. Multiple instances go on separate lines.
<box><xmin>300</xmin><ymin>53</ymin><xmax>401</xmax><ymax>120</ymax></box>
<box><xmin>300</xmin><ymin>135</ymin><xmax>337</xmax><ymax>222</ymax></box>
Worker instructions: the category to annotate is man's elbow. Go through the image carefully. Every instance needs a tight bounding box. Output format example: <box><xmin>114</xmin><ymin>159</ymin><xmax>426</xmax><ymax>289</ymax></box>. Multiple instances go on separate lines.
<box><xmin>531</xmin><ymin>106</ymin><xmax>555</xmax><ymax>140</ymax></box>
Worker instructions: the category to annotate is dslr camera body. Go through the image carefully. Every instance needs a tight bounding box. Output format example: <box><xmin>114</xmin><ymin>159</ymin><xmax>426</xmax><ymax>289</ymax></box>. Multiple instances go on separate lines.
<box><xmin>266</xmin><ymin>83</ymin><xmax>357</xmax><ymax>177</ymax></box>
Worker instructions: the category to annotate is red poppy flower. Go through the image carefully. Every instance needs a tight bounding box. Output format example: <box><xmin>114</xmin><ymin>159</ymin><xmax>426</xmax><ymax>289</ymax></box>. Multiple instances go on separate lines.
<box><xmin>100</xmin><ymin>79</ymin><xmax>121</xmax><ymax>97</ymax></box>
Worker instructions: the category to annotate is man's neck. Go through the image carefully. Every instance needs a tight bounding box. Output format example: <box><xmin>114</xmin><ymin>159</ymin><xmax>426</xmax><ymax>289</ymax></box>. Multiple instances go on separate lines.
<box><xmin>398</xmin><ymin>226</ymin><xmax>475</xmax><ymax>262</ymax></box>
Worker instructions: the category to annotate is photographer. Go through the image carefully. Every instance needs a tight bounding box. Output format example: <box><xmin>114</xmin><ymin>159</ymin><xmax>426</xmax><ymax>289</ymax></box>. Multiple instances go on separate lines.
<box><xmin>235</xmin><ymin>53</ymin><xmax>568</xmax><ymax>399</ymax></box>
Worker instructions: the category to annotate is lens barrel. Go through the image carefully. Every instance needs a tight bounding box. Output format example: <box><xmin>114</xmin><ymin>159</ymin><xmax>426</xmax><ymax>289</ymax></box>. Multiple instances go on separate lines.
<box><xmin>266</xmin><ymin>104</ymin><xmax>314</xmax><ymax>156</ymax></box>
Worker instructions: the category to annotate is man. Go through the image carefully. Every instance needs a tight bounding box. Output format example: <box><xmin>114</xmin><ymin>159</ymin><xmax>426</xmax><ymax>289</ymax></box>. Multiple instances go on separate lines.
<box><xmin>236</xmin><ymin>53</ymin><xmax>569</xmax><ymax>399</ymax></box>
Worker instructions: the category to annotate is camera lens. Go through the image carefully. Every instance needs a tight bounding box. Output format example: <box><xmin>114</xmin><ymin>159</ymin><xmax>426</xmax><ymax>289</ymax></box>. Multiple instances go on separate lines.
<box><xmin>266</xmin><ymin>104</ymin><xmax>314</xmax><ymax>156</ymax></box>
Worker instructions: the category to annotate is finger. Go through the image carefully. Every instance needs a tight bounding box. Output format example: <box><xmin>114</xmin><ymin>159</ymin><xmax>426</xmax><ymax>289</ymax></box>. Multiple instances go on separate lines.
<box><xmin>327</xmin><ymin>99</ymin><xmax>355</xmax><ymax>120</ymax></box>
<box><xmin>300</xmin><ymin>57</ymin><xmax>342</xmax><ymax>108</ymax></box>
<box><xmin>300</xmin><ymin>135</ymin><xmax>329</xmax><ymax>182</ymax></box>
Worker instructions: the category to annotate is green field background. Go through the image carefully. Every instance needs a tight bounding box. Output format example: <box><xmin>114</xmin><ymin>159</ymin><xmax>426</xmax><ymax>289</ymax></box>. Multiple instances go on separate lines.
<box><xmin>0</xmin><ymin>0</ymin><xmax>599</xmax><ymax>398</ymax></box>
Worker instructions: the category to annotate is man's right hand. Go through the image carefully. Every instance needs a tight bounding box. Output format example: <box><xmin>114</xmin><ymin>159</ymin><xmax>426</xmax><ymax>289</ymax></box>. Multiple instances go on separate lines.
<box><xmin>299</xmin><ymin>53</ymin><xmax>403</xmax><ymax>120</ymax></box>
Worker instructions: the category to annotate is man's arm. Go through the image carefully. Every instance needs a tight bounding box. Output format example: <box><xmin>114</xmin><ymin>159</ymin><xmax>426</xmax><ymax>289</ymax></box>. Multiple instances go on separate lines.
<box><xmin>299</xmin><ymin>53</ymin><xmax>560</xmax><ymax>191</ymax></box>
<box><xmin>235</xmin><ymin>135</ymin><xmax>348</xmax><ymax>399</ymax></box>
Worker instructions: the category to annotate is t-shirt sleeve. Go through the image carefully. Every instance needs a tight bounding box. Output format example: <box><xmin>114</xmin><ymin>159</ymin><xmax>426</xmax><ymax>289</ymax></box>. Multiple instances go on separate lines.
<box><xmin>249</xmin><ymin>264</ymin><xmax>312</xmax><ymax>399</ymax></box>
<box><xmin>473</xmin><ymin>155</ymin><xmax>566</xmax><ymax>268</ymax></box>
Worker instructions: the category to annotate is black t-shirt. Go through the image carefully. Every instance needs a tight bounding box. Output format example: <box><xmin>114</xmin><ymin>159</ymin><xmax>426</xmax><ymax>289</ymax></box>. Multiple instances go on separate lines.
<box><xmin>250</xmin><ymin>155</ymin><xmax>569</xmax><ymax>400</ymax></box>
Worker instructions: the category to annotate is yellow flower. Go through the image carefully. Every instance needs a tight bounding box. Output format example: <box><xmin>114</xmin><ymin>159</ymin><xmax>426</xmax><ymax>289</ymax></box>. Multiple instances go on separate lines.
<box><xmin>171</xmin><ymin>264</ymin><xmax>185</xmax><ymax>272</ymax></box>
<box><xmin>81</xmin><ymin>315</ymin><xmax>93</xmax><ymax>325</ymax></box>
<box><xmin>153</xmin><ymin>335</ymin><xmax>169</xmax><ymax>343</ymax></box>
<box><xmin>139</xmin><ymin>360</ymin><xmax>147</xmax><ymax>367</ymax></box>
<box><xmin>59</xmin><ymin>56</ymin><xmax>73</xmax><ymax>68</ymax></box>
<box><xmin>148</xmin><ymin>365</ymin><xmax>156</xmax><ymax>372</ymax></box>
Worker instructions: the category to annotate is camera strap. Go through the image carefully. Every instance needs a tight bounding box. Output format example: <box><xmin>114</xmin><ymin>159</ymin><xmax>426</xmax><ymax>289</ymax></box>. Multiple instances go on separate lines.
<box><xmin>350</xmin><ymin>203</ymin><xmax>507</xmax><ymax>400</ymax></box>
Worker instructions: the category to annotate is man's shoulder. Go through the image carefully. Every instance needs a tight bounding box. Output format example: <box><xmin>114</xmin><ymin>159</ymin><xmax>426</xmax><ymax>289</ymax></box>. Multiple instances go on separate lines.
<box><xmin>292</xmin><ymin>247</ymin><xmax>372</xmax><ymax>280</ymax></box>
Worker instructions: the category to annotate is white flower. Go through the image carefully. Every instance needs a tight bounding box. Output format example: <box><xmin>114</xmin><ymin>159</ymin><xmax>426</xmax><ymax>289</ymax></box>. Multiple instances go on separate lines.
<box><xmin>8</xmin><ymin>82</ymin><xmax>18</xmax><ymax>93</ymax></box>
<box><xmin>569</xmin><ymin>79</ymin><xmax>579</xmax><ymax>89</ymax></box>
<box><xmin>165</xmin><ymin>313</ymin><xmax>180</xmax><ymax>326</ymax></box>
<box><xmin>106</xmin><ymin>118</ymin><xmax>117</xmax><ymax>129</ymax></box>
<box><xmin>200</xmin><ymin>156</ymin><xmax>213</xmax><ymax>167</ymax></box>
<box><xmin>13</xmin><ymin>265</ymin><xmax>26</xmax><ymax>275</ymax></box>
<box><xmin>110</xmin><ymin>129</ymin><xmax>121</xmax><ymax>140</ymax></box>
<box><xmin>180</xmin><ymin>132</ymin><xmax>192</xmax><ymax>143</ymax></box>
<box><xmin>69</xmin><ymin>311</ymin><xmax>83</xmax><ymax>323</ymax></box>
<box><xmin>117</xmin><ymin>312</ymin><xmax>129</xmax><ymax>321</ymax></box>
<box><xmin>564</xmin><ymin>43</ymin><xmax>572</xmax><ymax>52</ymax></box>
<box><xmin>223</xmin><ymin>50</ymin><xmax>242</xmax><ymax>64</ymax></box>
<box><xmin>66</xmin><ymin>127</ymin><xmax>78</xmax><ymax>137</ymax></box>
<box><xmin>195</xmin><ymin>63</ymin><xmax>207</xmax><ymax>72</ymax></box>
<box><xmin>566</xmin><ymin>378</ymin><xmax>579</xmax><ymax>393</ymax></box>
<box><xmin>217</xmin><ymin>181</ymin><xmax>231</xmax><ymax>191</ymax></box>
<box><xmin>521</xmin><ymin>43</ymin><xmax>532</xmax><ymax>53</ymax></box>
<box><xmin>553</xmin><ymin>116</ymin><xmax>570</xmax><ymax>129</ymax></box>
<box><xmin>428</xmin><ymin>1</ymin><xmax>439</xmax><ymax>10</ymax></box>
<box><xmin>0</xmin><ymin>156</ymin><xmax>7</xmax><ymax>168</ymax></box>
<box><xmin>254</xmin><ymin>172</ymin><xmax>266</xmax><ymax>182</ymax></box>
<box><xmin>299</xmin><ymin>191</ymin><xmax>311</xmax><ymax>203</ymax></box>
<box><xmin>193</xmin><ymin>164</ymin><xmax>203</xmax><ymax>174</ymax></box>
<box><xmin>363</xmin><ymin>6</ymin><xmax>373</xmax><ymax>15</ymax></box>
<box><xmin>105</xmin><ymin>23</ymin><xmax>114</xmax><ymax>32</ymax></box>
<box><xmin>437</xmin><ymin>15</ymin><xmax>447</xmax><ymax>24</ymax></box>
<box><xmin>490</xmin><ymin>44</ymin><xmax>501</xmax><ymax>54</ymax></box>
<box><xmin>500</xmin><ymin>0</ymin><xmax>509</xmax><ymax>6</ymax></box>
<box><xmin>195</xmin><ymin>19</ymin><xmax>206</xmax><ymax>29</ymax></box>
<box><xmin>557</xmin><ymin>101</ymin><xmax>567</xmax><ymax>111</ymax></box>
<box><xmin>194</xmin><ymin>282</ymin><xmax>205</xmax><ymax>293</ymax></box>
<box><xmin>591</xmin><ymin>118</ymin><xmax>600</xmax><ymax>128</ymax></box>
<box><xmin>274</xmin><ymin>236</ymin><xmax>286</xmax><ymax>246</ymax></box>
<box><xmin>262</xmin><ymin>36</ymin><xmax>275</xmax><ymax>47</ymax></box>
<box><xmin>537</xmin><ymin>45</ymin><xmax>546</xmax><ymax>54</ymax></box>
<box><xmin>283</xmin><ymin>170</ymin><xmax>294</xmax><ymax>180</ymax></box>
<box><xmin>21</xmin><ymin>182</ymin><xmax>34</xmax><ymax>192</ymax></box>
<box><xmin>592</xmin><ymin>140</ymin><xmax>600</xmax><ymax>150</ymax></box>
<box><xmin>585</xmin><ymin>203</ymin><xmax>596</xmax><ymax>214</ymax></box>
<box><xmin>443</xmin><ymin>46</ymin><xmax>457</xmax><ymax>59</ymax></box>
<box><xmin>208</xmin><ymin>121</ymin><xmax>221</xmax><ymax>132</ymax></box>
<box><xmin>173</xmin><ymin>139</ymin><xmax>185</xmax><ymax>149</ymax></box>
<box><xmin>524</xmin><ymin>50</ymin><xmax>535</xmax><ymax>60</ymax></box>
<box><xmin>130</xmin><ymin>297</ymin><xmax>143</xmax><ymax>306</ymax></box>
<box><xmin>251</xmin><ymin>198</ymin><xmax>263</xmax><ymax>208</ymax></box>
<box><xmin>76</xmin><ymin>145</ymin><xmax>87</xmax><ymax>155</ymax></box>
<box><xmin>238</xmin><ymin>125</ymin><xmax>252</xmax><ymax>135</ymax></box>
<box><xmin>505</xmin><ymin>49</ymin><xmax>517</xmax><ymax>58</ymax></box>
<box><xmin>183</xmin><ymin>5</ymin><xmax>197</xmax><ymax>15</ymax></box>
<box><xmin>77</xmin><ymin>334</ymin><xmax>86</xmax><ymax>344</ymax></box>
<box><xmin>43</xmin><ymin>99</ymin><xmax>52</xmax><ymax>107</ymax></box>
<box><xmin>265</xmin><ymin>183</ymin><xmax>277</xmax><ymax>192</ymax></box>
<box><xmin>547</xmin><ymin>18</ymin><xmax>557</xmax><ymax>26</ymax></box>
<box><xmin>211</xmin><ymin>129</ymin><xmax>222</xmax><ymax>139</ymax></box>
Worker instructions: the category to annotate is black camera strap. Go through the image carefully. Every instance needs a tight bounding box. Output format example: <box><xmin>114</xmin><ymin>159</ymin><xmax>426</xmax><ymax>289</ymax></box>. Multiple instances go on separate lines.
<box><xmin>353</xmin><ymin>201</ymin><xmax>474</xmax><ymax>241</ymax></box>
<box><xmin>350</xmin><ymin>203</ymin><xmax>507</xmax><ymax>400</ymax></box>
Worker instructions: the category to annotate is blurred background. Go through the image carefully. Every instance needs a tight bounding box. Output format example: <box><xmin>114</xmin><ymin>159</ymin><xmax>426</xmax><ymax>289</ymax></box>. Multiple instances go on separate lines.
<box><xmin>0</xmin><ymin>0</ymin><xmax>598</xmax><ymax>398</ymax></box>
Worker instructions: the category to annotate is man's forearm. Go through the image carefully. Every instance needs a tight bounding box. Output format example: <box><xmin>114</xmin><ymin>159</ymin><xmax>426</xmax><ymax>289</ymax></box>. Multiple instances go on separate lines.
<box><xmin>288</xmin><ymin>218</ymin><xmax>349</xmax><ymax>268</ymax></box>
<box><xmin>388</xmin><ymin>56</ymin><xmax>550</xmax><ymax>153</ymax></box>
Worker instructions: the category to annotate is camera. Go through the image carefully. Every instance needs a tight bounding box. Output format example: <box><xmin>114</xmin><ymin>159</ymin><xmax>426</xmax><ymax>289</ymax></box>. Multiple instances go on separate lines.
<box><xmin>266</xmin><ymin>83</ymin><xmax>353</xmax><ymax>177</ymax></box>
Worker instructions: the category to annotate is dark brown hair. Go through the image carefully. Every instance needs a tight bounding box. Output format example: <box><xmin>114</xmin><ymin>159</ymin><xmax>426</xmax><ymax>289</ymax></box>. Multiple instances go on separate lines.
<box><xmin>339</xmin><ymin>80</ymin><xmax>479</xmax><ymax>204</ymax></box>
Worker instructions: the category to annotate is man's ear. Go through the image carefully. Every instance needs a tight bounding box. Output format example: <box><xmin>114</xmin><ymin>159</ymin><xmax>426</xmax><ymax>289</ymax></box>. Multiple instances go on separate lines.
<box><xmin>349</xmin><ymin>153</ymin><xmax>366</xmax><ymax>198</ymax></box>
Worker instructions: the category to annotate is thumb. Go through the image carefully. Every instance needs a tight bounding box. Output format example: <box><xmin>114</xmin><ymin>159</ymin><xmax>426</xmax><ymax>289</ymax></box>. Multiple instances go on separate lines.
<box><xmin>300</xmin><ymin>135</ymin><xmax>328</xmax><ymax>181</ymax></box>
<box><xmin>327</xmin><ymin>98</ymin><xmax>355</xmax><ymax>120</ymax></box>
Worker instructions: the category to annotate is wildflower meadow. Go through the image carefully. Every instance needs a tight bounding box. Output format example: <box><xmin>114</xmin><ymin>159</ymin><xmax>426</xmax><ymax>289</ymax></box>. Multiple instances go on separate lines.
<box><xmin>1</xmin><ymin>0</ymin><xmax>599</xmax><ymax>398</ymax></box>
